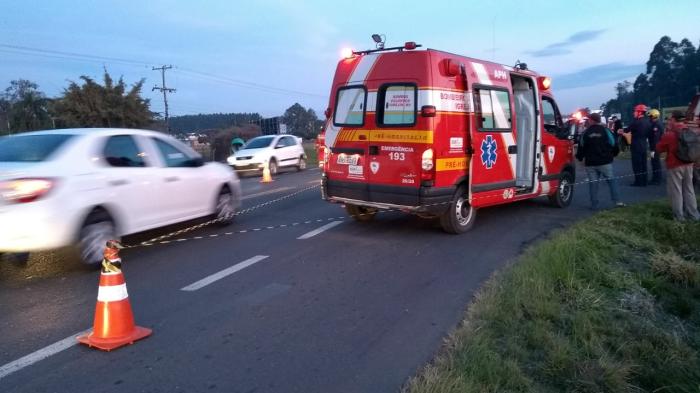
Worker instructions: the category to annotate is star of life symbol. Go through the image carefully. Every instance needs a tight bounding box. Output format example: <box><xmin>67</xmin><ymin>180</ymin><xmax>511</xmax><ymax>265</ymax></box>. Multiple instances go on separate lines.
<box><xmin>480</xmin><ymin>135</ymin><xmax>497</xmax><ymax>169</ymax></box>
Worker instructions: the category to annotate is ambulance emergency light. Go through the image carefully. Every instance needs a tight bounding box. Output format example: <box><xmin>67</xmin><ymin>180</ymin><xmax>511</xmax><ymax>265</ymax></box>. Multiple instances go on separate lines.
<box><xmin>538</xmin><ymin>76</ymin><xmax>552</xmax><ymax>90</ymax></box>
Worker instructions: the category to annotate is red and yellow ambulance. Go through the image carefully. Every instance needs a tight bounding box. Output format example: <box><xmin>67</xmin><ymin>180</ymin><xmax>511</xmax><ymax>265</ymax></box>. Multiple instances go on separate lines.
<box><xmin>321</xmin><ymin>41</ymin><xmax>576</xmax><ymax>233</ymax></box>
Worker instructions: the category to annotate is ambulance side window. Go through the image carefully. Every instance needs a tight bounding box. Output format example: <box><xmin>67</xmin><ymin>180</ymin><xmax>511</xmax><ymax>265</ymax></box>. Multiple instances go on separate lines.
<box><xmin>474</xmin><ymin>87</ymin><xmax>512</xmax><ymax>131</ymax></box>
<box><xmin>334</xmin><ymin>85</ymin><xmax>366</xmax><ymax>127</ymax></box>
<box><xmin>377</xmin><ymin>83</ymin><xmax>417</xmax><ymax>127</ymax></box>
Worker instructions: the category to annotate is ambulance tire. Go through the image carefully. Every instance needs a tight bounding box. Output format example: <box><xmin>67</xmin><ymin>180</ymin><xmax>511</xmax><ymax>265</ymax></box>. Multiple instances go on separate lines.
<box><xmin>549</xmin><ymin>171</ymin><xmax>574</xmax><ymax>208</ymax></box>
<box><xmin>440</xmin><ymin>187</ymin><xmax>476</xmax><ymax>234</ymax></box>
<box><xmin>345</xmin><ymin>204</ymin><xmax>377</xmax><ymax>222</ymax></box>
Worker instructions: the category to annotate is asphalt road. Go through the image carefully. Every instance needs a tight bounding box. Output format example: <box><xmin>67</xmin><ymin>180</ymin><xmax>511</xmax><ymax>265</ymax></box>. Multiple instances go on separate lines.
<box><xmin>0</xmin><ymin>161</ymin><xmax>667</xmax><ymax>393</ymax></box>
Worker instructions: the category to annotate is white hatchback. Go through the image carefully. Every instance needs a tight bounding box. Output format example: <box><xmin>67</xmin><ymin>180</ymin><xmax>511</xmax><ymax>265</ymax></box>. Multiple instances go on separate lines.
<box><xmin>0</xmin><ymin>128</ymin><xmax>241</xmax><ymax>265</ymax></box>
<box><xmin>227</xmin><ymin>135</ymin><xmax>306</xmax><ymax>175</ymax></box>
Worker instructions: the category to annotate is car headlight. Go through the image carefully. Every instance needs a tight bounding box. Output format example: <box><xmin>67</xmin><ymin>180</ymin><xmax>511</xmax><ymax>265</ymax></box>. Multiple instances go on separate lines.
<box><xmin>227</xmin><ymin>156</ymin><xmax>236</xmax><ymax>165</ymax></box>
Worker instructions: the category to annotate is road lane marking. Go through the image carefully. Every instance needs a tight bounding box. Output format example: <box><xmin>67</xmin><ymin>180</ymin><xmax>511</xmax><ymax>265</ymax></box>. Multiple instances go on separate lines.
<box><xmin>297</xmin><ymin>221</ymin><xmax>342</xmax><ymax>240</ymax></box>
<box><xmin>242</xmin><ymin>187</ymin><xmax>292</xmax><ymax>200</ymax></box>
<box><xmin>181</xmin><ymin>255</ymin><xmax>269</xmax><ymax>292</ymax></box>
<box><xmin>0</xmin><ymin>329</ymin><xmax>90</xmax><ymax>380</ymax></box>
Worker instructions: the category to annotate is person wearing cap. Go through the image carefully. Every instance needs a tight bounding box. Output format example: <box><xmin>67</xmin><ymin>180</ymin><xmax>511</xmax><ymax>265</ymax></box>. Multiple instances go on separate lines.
<box><xmin>628</xmin><ymin>104</ymin><xmax>652</xmax><ymax>186</ymax></box>
<box><xmin>575</xmin><ymin>113</ymin><xmax>625</xmax><ymax>209</ymax></box>
<box><xmin>655</xmin><ymin>110</ymin><xmax>700</xmax><ymax>221</ymax></box>
<box><xmin>647</xmin><ymin>109</ymin><xmax>664</xmax><ymax>185</ymax></box>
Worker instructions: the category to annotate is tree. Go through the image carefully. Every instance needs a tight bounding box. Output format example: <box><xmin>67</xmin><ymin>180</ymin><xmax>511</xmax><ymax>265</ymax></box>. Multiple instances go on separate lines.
<box><xmin>54</xmin><ymin>70</ymin><xmax>155</xmax><ymax>128</ymax></box>
<box><xmin>2</xmin><ymin>79</ymin><xmax>52</xmax><ymax>133</ymax></box>
<box><xmin>282</xmin><ymin>103</ymin><xmax>319</xmax><ymax>139</ymax></box>
<box><xmin>603</xmin><ymin>36</ymin><xmax>700</xmax><ymax>122</ymax></box>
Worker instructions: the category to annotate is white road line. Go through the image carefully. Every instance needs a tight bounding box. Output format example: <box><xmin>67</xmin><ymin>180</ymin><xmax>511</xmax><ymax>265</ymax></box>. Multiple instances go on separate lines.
<box><xmin>242</xmin><ymin>187</ymin><xmax>292</xmax><ymax>200</ymax></box>
<box><xmin>297</xmin><ymin>221</ymin><xmax>343</xmax><ymax>240</ymax></box>
<box><xmin>180</xmin><ymin>255</ymin><xmax>269</xmax><ymax>292</ymax></box>
<box><xmin>0</xmin><ymin>329</ymin><xmax>90</xmax><ymax>380</ymax></box>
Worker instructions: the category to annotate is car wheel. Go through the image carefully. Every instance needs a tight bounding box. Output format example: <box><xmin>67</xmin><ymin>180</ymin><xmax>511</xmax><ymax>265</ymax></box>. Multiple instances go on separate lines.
<box><xmin>549</xmin><ymin>171</ymin><xmax>574</xmax><ymax>208</ymax></box>
<box><xmin>345</xmin><ymin>204</ymin><xmax>377</xmax><ymax>222</ymax></box>
<box><xmin>214</xmin><ymin>187</ymin><xmax>236</xmax><ymax>226</ymax></box>
<box><xmin>78</xmin><ymin>211</ymin><xmax>118</xmax><ymax>266</ymax></box>
<box><xmin>268</xmin><ymin>159</ymin><xmax>278</xmax><ymax>175</ymax></box>
<box><xmin>440</xmin><ymin>186</ymin><xmax>476</xmax><ymax>234</ymax></box>
<box><xmin>297</xmin><ymin>156</ymin><xmax>306</xmax><ymax>171</ymax></box>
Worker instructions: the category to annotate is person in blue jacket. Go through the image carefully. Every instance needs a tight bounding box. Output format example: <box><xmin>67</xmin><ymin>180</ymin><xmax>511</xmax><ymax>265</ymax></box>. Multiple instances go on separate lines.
<box><xmin>628</xmin><ymin>104</ymin><xmax>652</xmax><ymax>186</ymax></box>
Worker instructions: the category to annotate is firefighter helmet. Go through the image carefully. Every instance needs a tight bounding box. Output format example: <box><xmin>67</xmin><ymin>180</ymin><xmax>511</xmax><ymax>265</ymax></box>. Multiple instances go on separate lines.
<box><xmin>648</xmin><ymin>108</ymin><xmax>660</xmax><ymax>119</ymax></box>
<box><xmin>634</xmin><ymin>104</ymin><xmax>647</xmax><ymax>113</ymax></box>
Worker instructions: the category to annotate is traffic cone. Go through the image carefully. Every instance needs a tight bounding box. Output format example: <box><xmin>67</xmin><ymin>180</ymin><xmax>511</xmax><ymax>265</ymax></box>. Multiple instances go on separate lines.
<box><xmin>260</xmin><ymin>160</ymin><xmax>274</xmax><ymax>183</ymax></box>
<box><xmin>78</xmin><ymin>240</ymin><xmax>151</xmax><ymax>351</ymax></box>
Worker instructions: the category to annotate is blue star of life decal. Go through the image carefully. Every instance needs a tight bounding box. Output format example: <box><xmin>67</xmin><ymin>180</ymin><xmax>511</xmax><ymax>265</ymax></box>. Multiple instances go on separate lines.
<box><xmin>480</xmin><ymin>135</ymin><xmax>497</xmax><ymax>169</ymax></box>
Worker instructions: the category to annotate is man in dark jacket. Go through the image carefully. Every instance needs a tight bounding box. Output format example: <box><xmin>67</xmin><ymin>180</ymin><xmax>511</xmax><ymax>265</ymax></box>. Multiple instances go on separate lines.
<box><xmin>629</xmin><ymin>104</ymin><xmax>652</xmax><ymax>186</ymax></box>
<box><xmin>576</xmin><ymin>113</ymin><xmax>625</xmax><ymax>209</ymax></box>
<box><xmin>647</xmin><ymin>109</ymin><xmax>664</xmax><ymax>184</ymax></box>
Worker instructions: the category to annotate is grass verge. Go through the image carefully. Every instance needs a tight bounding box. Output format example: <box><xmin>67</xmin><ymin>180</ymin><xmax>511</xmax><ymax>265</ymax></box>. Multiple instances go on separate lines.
<box><xmin>406</xmin><ymin>199</ymin><xmax>700</xmax><ymax>393</ymax></box>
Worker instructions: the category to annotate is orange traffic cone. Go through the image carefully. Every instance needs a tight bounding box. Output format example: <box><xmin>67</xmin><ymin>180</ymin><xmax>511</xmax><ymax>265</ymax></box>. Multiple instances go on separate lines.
<box><xmin>78</xmin><ymin>240</ymin><xmax>151</xmax><ymax>351</ymax></box>
<box><xmin>260</xmin><ymin>160</ymin><xmax>274</xmax><ymax>183</ymax></box>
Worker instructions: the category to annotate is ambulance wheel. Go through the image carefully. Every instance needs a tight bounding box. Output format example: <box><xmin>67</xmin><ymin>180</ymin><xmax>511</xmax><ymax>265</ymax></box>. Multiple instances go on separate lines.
<box><xmin>346</xmin><ymin>204</ymin><xmax>377</xmax><ymax>222</ymax></box>
<box><xmin>549</xmin><ymin>172</ymin><xmax>574</xmax><ymax>208</ymax></box>
<box><xmin>440</xmin><ymin>187</ymin><xmax>476</xmax><ymax>234</ymax></box>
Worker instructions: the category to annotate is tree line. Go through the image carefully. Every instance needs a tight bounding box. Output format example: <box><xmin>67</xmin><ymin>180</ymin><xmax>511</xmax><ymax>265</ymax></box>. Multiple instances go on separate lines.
<box><xmin>602</xmin><ymin>36</ymin><xmax>700</xmax><ymax>123</ymax></box>
<box><xmin>0</xmin><ymin>70</ymin><xmax>324</xmax><ymax>141</ymax></box>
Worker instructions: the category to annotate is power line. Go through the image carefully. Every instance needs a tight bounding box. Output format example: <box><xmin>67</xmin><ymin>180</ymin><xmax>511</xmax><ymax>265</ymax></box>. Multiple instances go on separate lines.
<box><xmin>152</xmin><ymin>65</ymin><xmax>176</xmax><ymax>132</ymax></box>
<box><xmin>0</xmin><ymin>43</ymin><xmax>326</xmax><ymax>98</ymax></box>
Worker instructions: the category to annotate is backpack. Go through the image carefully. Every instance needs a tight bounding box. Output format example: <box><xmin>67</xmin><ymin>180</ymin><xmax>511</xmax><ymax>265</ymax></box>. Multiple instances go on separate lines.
<box><xmin>676</xmin><ymin>128</ymin><xmax>700</xmax><ymax>163</ymax></box>
<box><xmin>606</xmin><ymin>128</ymin><xmax>620</xmax><ymax>157</ymax></box>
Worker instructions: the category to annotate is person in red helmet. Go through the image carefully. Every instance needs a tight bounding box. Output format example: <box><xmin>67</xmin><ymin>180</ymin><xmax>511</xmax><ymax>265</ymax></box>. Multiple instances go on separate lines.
<box><xmin>628</xmin><ymin>104</ymin><xmax>652</xmax><ymax>186</ymax></box>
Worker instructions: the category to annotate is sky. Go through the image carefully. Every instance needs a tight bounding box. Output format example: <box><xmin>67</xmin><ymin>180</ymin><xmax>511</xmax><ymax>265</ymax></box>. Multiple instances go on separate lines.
<box><xmin>1</xmin><ymin>0</ymin><xmax>698</xmax><ymax>118</ymax></box>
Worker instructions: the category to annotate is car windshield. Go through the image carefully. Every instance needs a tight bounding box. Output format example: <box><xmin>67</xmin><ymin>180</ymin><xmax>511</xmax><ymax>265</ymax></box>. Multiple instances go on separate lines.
<box><xmin>0</xmin><ymin>134</ymin><xmax>75</xmax><ymax>162</ymax></box>
<box><xmin>243</xmin><ymin>137</ymin><xmax>273</xmax><ymax>149</ymax></box>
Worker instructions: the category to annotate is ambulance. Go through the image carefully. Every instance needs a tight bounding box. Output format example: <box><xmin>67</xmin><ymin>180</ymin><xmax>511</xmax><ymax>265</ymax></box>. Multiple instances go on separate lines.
<box><xmin>320</xmin><ymin>40</ymin><xmax>576</xmax><ymax>233</ymax></box>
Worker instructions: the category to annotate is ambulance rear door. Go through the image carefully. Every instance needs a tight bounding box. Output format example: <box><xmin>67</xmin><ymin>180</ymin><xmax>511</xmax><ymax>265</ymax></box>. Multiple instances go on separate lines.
<box><xmin>367</xmin><ymin>82</ymin><xmax>425</xmax><ymax>204</ymax></box>
<box><xmin>326</xmin><ymin>84</ymin><xmax>369</xmax><ymax>197</ymax></box>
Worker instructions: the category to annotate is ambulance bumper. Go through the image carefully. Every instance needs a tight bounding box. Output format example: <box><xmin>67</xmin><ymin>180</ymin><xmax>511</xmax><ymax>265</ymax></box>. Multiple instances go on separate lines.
<box><xmin>322</xmin><ymin>178</ymin><xmax>455</xmax><ymax>215</ymax></box>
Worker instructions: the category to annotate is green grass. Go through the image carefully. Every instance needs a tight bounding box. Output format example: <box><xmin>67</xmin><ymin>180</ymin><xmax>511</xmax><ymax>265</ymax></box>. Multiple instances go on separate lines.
<box><xmin>406</xmin><ymin>200</ymin><xmax>700</xmax><ymax>393</ymax></box>
<box><xmin>303</xmin><ymin>141</ymin><xmax>318</xmax><ymax>167</ymax></box>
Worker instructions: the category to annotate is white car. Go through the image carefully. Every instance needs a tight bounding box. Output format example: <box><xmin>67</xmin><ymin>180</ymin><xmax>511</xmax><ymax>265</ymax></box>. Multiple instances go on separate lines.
<box><xmin>0</xmin><ymin>128</ymin><xmax>241</xmax><ymax>265</ymax></box>
<box><xmin>227</xmin><ymin>135</ymin><xmax>306</xmax><ymax>174</ymax></box>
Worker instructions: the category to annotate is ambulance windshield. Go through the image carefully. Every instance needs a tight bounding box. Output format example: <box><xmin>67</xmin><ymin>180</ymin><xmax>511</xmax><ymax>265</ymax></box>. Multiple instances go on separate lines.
<box><xmin>334</xmin><ymin>86</ymin><xmax>366</xmax><ymax>126</ymax></box>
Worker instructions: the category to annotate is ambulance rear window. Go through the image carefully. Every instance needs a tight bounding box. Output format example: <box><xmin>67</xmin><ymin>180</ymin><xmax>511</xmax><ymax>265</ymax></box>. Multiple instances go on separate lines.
<box><xmin>377</xmin><ymin>84</ymin><xmax>416</xmax><ymax>126</ymax></box>
<box><xmin>334</xmin><ymin>86</ymin><xmax>366</xmax><ymax>126</ymax></box>
<box><xmin>474</xmin><ymin>88</ymin><xmax>512</xmax><ymax>131</ymax></box>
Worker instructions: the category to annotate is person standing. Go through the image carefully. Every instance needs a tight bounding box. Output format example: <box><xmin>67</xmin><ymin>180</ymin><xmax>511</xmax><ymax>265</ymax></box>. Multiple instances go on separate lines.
<box><xmin>628</xmin><ymin>104</ymin><xmax>652</xmax><ymax>186</ymax></box>
<box><xmin>576</xmin><ymin>113</ymin><xmax>625</xmax><ymax>209</ymax></box>
<box><xmin>655</xmin><ymin>110</ymin><xmax>700</xmax><ymax>221</ymax></box>
<box><xmin>647</xmin><ymin>109</ymin><xmax>664</xmax><ymax>185</ymax></box>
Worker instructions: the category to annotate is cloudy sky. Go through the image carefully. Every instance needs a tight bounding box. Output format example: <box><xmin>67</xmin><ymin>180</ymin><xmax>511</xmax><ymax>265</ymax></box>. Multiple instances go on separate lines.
<box><xmin>1</xmin><ymin>0</ymin><xmax>698</xmax><ymax>118</ymax></box>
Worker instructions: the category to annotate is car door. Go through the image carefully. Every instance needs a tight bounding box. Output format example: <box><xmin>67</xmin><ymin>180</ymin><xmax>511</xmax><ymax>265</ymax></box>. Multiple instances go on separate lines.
<box><xmin>100</xmin><ymin>135</ymin><xmax>160</xmax><ymax>232</ymax></box>
<box><xmin>149</xmin><ymin>136</ymin><xmax>210</xmax><ymax>221</ymax></box>
<box><xmin>274</xmin><ymin>136</ymin><xmax>296</xmax><ymax>167</ymax></box>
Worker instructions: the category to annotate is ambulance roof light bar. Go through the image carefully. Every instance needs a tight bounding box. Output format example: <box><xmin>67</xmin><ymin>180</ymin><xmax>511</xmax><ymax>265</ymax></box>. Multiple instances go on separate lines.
<box><xmin>351</xmin><ymin>34</ymin><xmax>422</xmax><ymax>55</ymax></box>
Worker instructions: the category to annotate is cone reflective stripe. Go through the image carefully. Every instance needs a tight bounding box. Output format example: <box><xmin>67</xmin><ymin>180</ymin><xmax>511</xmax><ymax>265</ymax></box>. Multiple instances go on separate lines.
<box><xmin>78</xmin><ymin>242</ymin><xmax>151</xmax><ymax>351</ymax></box>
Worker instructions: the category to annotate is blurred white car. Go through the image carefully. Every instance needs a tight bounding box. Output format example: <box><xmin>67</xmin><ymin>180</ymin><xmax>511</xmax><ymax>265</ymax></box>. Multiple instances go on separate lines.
<box><xmin>0</xmin><ymin>128</ymin><xmax>241</xmax><ymax>265</ymax></box>
<box><xmin>227</xmin><ymin>135</ymin><xmax>306</xmax><ymax>174</ymax></box>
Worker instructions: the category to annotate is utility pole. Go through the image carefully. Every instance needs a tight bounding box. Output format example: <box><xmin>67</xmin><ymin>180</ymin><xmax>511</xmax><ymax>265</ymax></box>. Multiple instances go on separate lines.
<box><xmin>152</xmin><ymin>65</ymin><xmax>176</xmax><ymax>132</ymax></box>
